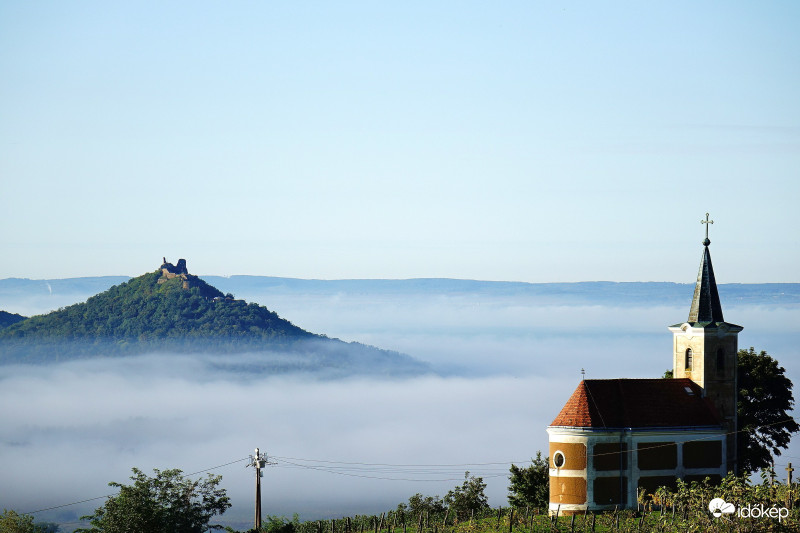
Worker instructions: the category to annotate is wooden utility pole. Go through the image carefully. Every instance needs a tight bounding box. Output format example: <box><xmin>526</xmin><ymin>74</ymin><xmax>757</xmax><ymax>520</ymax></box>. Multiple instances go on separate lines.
<box><xmin>250</xmin><ymin>448</ymin><xmax>269</xmax><ymax>531</ymax></box>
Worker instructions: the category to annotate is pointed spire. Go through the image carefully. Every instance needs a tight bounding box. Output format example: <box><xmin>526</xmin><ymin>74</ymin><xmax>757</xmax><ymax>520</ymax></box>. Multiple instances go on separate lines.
<box><xmin>688</xmin><ymin>215</ymin><xmax>724</xmax><ymax>324</ymax></box>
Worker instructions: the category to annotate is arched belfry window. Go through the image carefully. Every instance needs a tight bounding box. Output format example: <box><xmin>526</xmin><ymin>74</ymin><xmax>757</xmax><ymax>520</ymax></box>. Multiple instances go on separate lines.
<box><xmin>717</xmin><ymin>347</ymin><xmax>725</xmax><ymax>375</ymax></box>
<box><xmin>685</xmin><ymin>348</ymin><xmax>693</xmax><ymax>371</ymax></box>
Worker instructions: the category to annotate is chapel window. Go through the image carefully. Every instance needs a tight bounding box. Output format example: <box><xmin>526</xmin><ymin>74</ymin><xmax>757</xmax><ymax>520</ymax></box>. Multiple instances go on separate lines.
<box><xmin>685</xmin><ymin>348</ymin><xmax>693</xmax><ymax>371</ymax></box>
<box><xmin>553</xmin><ymin>451</ymin><xmax>565</xmax><ymax>468</ymax></box>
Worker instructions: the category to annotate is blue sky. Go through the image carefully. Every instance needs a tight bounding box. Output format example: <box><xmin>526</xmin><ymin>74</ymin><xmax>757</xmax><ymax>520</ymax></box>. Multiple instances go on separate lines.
<box><xmin>1</xmin><ymin>2</ymin><xmax>798</xmax><ymax>282</ymax></box>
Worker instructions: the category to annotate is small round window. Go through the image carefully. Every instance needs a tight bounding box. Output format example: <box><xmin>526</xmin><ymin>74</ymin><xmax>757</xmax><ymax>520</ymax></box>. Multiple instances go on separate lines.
<box><xmin>553</xmin><ymin>451</ymin><xmax>565</xmax><ymax>468</ymax></box>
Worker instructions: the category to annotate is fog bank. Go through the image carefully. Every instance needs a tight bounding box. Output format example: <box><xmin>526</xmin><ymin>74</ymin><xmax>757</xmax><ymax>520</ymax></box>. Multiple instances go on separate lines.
<box><xmin>0</xmin><ymin>287</ymin><xmax>797</xmax><ymax>531</ymax></box>
<box><xmin>0</xmin><ymin>359</ymin><xmax>573</xmax><ymax>530</ymax></box>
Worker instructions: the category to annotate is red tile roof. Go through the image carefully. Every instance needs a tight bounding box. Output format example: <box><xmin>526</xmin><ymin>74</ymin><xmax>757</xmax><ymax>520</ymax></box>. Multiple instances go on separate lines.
<box><xmin>549</xmin><ymin>378</ymin><xmax>722</xmax><ymax>429</ymax></box>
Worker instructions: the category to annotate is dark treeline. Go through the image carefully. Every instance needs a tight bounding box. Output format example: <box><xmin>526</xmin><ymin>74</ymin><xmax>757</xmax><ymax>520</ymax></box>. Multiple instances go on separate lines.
<box><xmin>0</xmin><ymin>309</ymin><xmax>26</xmax><ymax>329</ymax></box>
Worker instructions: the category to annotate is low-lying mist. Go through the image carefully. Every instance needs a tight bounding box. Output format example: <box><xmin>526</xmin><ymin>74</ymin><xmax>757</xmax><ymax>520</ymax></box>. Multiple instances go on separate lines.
<box><xmin>0</xmin><ymin>287</ymin><xmax>798</xmax><ymax>531</ymax></box>
<box><xmin>0</xmin><ymin>358</ymin><xmax>574</xmax><ymax>530</ymax></box>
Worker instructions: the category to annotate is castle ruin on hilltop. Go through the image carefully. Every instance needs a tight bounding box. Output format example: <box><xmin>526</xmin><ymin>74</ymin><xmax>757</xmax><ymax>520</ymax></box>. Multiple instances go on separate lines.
<box><xmin>158</xmin><ymin>257</ymin><xmax>192</xmax><ymax>289</ymax></box>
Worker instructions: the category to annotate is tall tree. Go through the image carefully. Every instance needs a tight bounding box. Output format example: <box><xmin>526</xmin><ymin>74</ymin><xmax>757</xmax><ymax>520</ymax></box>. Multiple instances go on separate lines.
<box><xmin>507</xmin><ymin>452</ymin><xmax>549</xmax><ymax>509</ymax></box>
<box><xmin>444</xmin><ymin>472</ymin><xmax>489</xmax><ymax>520</ymax></box>
<box><xmin>737</xmin><ymin>347</ymin><xmax>800</xmax><ymax>474</ymax></box>
<box><xmin>397</xmin><ymin>493</ymin><xmax>446</xmax><ymax>516</ymax></box>
<box><xmin>76</xmin><ymin>468</ymin><xmax>231</xmax><ymax>533</ymax></box>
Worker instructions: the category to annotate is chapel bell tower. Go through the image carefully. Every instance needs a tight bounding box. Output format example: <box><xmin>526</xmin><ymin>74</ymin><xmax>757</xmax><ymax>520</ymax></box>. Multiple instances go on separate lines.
<box><xmin>668</xmin><ymin>214</ymin><xmax>742</xmax><ymax>472</ymax></box>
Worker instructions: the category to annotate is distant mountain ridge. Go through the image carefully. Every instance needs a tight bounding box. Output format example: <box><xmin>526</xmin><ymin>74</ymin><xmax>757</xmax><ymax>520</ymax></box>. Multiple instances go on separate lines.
<box><xmin>0</xmin><ymin>260</ymin><xmax>430</xmax><ymax>376</ymax></box>
<box><xmin>202</xmin><ymin>277</ymin><xmax>800</xmax><ymax>306</ymax></box>
<box><xmin>3</xmin><ymin>276</ymin><xmax>798</xmax><ymax>311</ymax></box>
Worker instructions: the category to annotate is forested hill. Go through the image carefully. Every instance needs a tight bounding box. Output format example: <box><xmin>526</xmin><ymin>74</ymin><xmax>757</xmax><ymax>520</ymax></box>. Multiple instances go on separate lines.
<box><xmin>0</xmin><ymin>311</ymin><xmax>26</xmax><ymax>329</ymax></box>
<box><xmin>0</xmin><ymin>268</ymin><xmax>428</xmax><ymax>376</ymax></box>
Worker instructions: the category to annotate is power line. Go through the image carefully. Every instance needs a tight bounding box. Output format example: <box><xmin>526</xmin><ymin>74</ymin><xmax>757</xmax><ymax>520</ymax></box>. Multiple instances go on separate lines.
<box><xmin>273</xmin><ymin>457</ymin><xmax>509</xmax><ymax>482</ymax></box>
<box><xmin>270</xmin><ymin>455</ymin><xmax>531</xmax><ymax>467</ymax></box>
<box><xmin>21</xmin><ymin>416</ymin><xmax>800</xmax><ymax>516</ymax></box>
<box><xmin>186</xmin><ymin>457</ymin><xmax>250</xmax><ymax>476</ymax></box>
<box><xmin>24</xmin><ymin>494</ymin><xmax>116</xmax><ymax>515</ymax></box>
<box><xmin>24</xmin><ymin>456</ymin><xmax>250</xmax><ymax>515</ymax></box>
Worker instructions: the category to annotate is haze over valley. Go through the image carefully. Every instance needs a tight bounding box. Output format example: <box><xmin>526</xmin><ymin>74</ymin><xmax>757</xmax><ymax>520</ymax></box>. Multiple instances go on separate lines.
<box><xmin>1</xmin><ymin>274</ymin><xmax>798</xmax><ymax>531</ymax></box>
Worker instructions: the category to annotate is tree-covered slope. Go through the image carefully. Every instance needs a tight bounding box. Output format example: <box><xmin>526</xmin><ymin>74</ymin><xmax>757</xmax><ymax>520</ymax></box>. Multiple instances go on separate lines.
<box><xmin>0</xmin><ymin>269</ymin><xmax>428</xmax><ymax>376</ymax></box>
<box><xmin>0</xmin><ymin>271</ymin><xmax>310</xmax><ymax>342</ymax></box>
<box><xmin>0</xmin><ymin>311</ymin><xmax>27</xmax><ymax>329</ymax></box>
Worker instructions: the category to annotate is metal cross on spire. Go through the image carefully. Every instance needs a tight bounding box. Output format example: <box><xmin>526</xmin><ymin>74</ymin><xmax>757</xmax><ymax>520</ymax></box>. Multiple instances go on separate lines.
<box><xmin>701</xmin><ymin>212</ymin><xmax>714</xmax><ymax>246</ymax></box>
